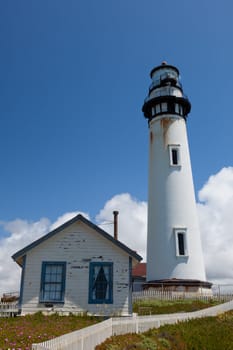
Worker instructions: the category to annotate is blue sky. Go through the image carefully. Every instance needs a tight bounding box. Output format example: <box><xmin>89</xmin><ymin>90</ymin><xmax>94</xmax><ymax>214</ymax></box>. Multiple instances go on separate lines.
<box><xmin>1</xmin><ymin>1</ymin><xmax>233</xmax><ymax>292</ymax></box>
<box><xmin>1</xmin><ymin>0</ymin><xmax>232</xmax><ymax>223</ymax></box>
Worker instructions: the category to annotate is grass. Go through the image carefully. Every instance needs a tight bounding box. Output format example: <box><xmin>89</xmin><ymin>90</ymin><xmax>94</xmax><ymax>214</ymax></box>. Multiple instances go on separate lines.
<box><xmin>0</xmin><ymin>299</ymin><xmax>225</xmax><ymax>349</ymax></box>
<box><xmin>0</xmin><ymin>312</ymin><xmax>100</xmax><ymax>350</ymax></box>
<box><xmin>96</xmin><ymin>310</ymin><xmax>233</xmax><ymax>350</ymax></box>
<box><xmin>133</xmin><ymin>298</ymin><xmax>220</xmax><ymax>315</ymax></box>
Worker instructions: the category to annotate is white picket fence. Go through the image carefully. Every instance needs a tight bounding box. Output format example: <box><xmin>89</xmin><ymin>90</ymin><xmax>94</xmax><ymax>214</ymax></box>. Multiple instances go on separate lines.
<box><xmin>32</xmin><ymin>319</ymin><xmax>113</xmax><ymax>350</ymax></box>
<box><xmin>0</xmin><ymin>302</ymin><xmax>18</xmax><ymax>317</ymax></box>
<box><xmin>32</xmin><ymin>299</ymin><xmax>233</xmax><ymax>350</ymax></box>
<box><xmin>132</xmin><ymin>289</ymin><xmax>233</xmax><ymax>302</ymax></box>
<box><xmin>112</xmin><ymin>299</ymin><xmax>233</xmax><ymax>334</ymax></box>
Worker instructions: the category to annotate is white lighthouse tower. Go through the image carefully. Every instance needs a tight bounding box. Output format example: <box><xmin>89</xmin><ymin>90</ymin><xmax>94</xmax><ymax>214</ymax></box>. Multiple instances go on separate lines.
<box><xmin>142</xmin><ymin>62</ymin><xmax>211</xmax><ymax>292</ymax></box>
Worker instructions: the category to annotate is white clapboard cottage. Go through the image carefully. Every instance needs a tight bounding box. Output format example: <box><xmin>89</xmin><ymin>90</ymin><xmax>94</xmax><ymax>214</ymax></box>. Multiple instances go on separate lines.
<box><xmin>12</xmin><ymin>214</ymin><xmax>142</xmax><ymax>316</ymax></box>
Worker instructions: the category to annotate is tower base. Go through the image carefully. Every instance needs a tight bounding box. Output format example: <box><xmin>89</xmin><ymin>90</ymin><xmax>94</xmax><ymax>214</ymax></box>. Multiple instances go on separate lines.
<box><xmin>143</xmin><ymin>279</ymin><xmax>212</xmax><ymax>295</ymax></box>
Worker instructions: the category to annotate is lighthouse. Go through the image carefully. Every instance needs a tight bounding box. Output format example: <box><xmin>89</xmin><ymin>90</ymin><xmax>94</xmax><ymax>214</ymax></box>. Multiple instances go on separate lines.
<box><xmin>142</xmin><ymin>62</ymin><xmax>211</xmax><ymax>292</ymax></box>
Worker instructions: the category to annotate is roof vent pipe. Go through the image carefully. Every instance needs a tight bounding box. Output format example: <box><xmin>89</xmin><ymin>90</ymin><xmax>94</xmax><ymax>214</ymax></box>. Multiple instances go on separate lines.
<box><xmin>113</xmin><ymin>211</ymin><xmax>119</xmax><ymax>240</ymax></box>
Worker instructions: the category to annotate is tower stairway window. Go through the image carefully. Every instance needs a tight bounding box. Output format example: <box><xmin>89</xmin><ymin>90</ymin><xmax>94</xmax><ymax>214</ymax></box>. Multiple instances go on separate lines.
<box><xmin>178</xmin><ymin>233</ymin><xmax>185</xmax><ymax>255</ymax></box>
<box><xmin>172</xmin><ymin>149</ymin><xmax>178</xmax><ymax>165</ymax></box>
<box><xmin>174</xmin><ymin>228</ymin><xmax>188</xmax><ymax>257</ymax></box>
<box><xmin>169</xmin><ymin>145</ymin><xmax>181</xmax><ymax>166</ymax></box>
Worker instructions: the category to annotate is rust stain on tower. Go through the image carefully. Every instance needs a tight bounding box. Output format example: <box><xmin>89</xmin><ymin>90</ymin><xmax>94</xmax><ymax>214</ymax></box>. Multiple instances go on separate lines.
<box><xmin>150</xmin><ymin>131</ymin><xmax>154</xmax><ymax>145</ymax></box>
<box><xmin>160</xmin><ymin>117</ymin><xmax>174</xmax><ymax>147</ymax></box>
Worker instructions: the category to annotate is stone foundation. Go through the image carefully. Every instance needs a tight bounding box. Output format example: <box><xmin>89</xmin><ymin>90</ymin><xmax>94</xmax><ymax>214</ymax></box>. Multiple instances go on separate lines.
<box><xmin>143</xmin><ymin>279</ymin><xmax>213</xmax><ymax>295</ymax></box>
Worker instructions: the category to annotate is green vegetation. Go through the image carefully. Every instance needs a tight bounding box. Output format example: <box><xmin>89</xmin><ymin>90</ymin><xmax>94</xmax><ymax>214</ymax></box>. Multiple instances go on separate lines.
<box><xmin>0</xmin><ymin>312</ymin><xmax>100</xmax><ymax>350</ymax></box>
<box><xmin>0</xmin><ymin>300</ymin><xmax>226</xmax><ymax>349</ymax></box>
<box><xmin>96</xmin><ymin>310</ymin><xmax>233</xmax><ymax>350</ymax></box>
<box><xmin>133</xmin><ymin>298</ymin><xmax>219</xmax><ymax>315</ymax></box>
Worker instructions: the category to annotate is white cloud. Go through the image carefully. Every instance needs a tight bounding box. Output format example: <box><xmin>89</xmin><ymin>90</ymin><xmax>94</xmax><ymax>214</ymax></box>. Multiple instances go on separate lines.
<box><xmin>198</xmin><ymin>167</ymin><xmax>233</xmax><ymax>285</ymax></box>
<box><xmin>0</xmin><ymin>218</ymin><xmax>51</xmax><ymax>296</ymax></box>
<box><xmin>96</xmin><ymin>193</ymin><xmax>147</xmax><ymax>260</ymax></box>
<box><xmin>2</xmin><ymin>168</ymin><xmax>233</xmax><ymax>296</ymax></box>
<box><xmin>0</xmin><ymin>211</ymin><xmax>89</xmax><ymax>296</ymax></box>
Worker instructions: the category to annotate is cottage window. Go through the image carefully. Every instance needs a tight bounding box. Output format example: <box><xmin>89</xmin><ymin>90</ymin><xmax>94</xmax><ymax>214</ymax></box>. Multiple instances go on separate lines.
<box><xmin>88</xmin><ymin>262</ymin><xmax>113</xmax><ymax>304</ymax></box>
<box><xmin>174</xmin><ymin>228</ymin><xmax>188</xmax><ymax>257</ymax></box>
<box><xmin>40</xmin><ymin>262</ymin><xmax>66</xmax><ymax>303</ymax></box>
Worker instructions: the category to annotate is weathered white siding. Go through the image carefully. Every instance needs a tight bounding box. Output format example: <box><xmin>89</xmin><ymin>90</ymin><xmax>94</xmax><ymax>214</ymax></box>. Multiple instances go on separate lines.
<box><xmin>21</xmin><ymin>221</ymin><xmax>135</xmax><ymax>316</ymax></box>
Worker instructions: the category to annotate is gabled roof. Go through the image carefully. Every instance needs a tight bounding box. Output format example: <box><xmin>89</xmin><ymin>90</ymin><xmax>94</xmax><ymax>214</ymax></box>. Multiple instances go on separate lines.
<box><xmin>12</xmin><ymin>214</ymin><xmax>142</xmax><ymax>266</ymax></box>
<box><xmin>132</xmin><ymin>262</ymin><xmax>146</xmax><ymax>277</ymax></box>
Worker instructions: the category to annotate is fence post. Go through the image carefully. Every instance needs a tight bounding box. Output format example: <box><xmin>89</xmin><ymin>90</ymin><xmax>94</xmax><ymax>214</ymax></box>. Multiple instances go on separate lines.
<box><xmin>81</xmin><ymin>329</ymin><xmax>84</xmax><ymax>350</ymax></box>
<box><xmin>136</xmin><ymin>315</ymin><xmax>139</xmax><ymax>334</ymax></box>
<box><xmin>110</xmin><ymin>317</ymin><xmax>113</xmax><ymax>336</ymax></box>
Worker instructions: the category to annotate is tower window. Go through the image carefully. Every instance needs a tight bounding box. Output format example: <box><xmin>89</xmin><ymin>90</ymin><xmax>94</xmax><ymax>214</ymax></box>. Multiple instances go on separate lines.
<box><xmin>168</xmin><ymin>103</ymin><xmax>175</xmax><ymax>114</ymax></box>
<box><xmin>174</xmin><ymin>104</ymin><xmax>184</xmax><ymax>116</ymax></box>
<box><xmin>161</xmin><ymin>102</ymin><xmax>167</xmax><ymax>112</ymax></box>
<box><xmin>175</xmin><ymin>104</ymin><xmax>179</xmax><ymax>114</ymax></box>
<box><xmin>172</xmin><ymin>149</ymin><xmax>178</xmax><ymax>164</ymax></box>
<box><xmin>179</xmin><ymin>105</ymin><xmax>183</xmax><ymax>116</ymax></box>
<box><xmin>178</xmin><ymin>233</ymin><xmax>185</xmax><ymax>255</ymax></box>
<box><xmin>169</xmin><ymin>145</ymin><xmax>181</xmax><ymax>166</ymax></box>
<box><xmin>155</xmin><ymin>104</ymin><xmax>161</xmax><ymax>114</ymax></box>
<box><xmin>174</xmin><ymin>228</ymin><xmax>188</xmax><ymax>257</ymax></box>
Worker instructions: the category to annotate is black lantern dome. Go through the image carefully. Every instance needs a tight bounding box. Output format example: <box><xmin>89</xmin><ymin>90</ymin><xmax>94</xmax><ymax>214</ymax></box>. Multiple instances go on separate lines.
<box><xmin>142</xmin><ymin>62</ymin><xmax>191</xmax><ymax>121</ymax></box>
